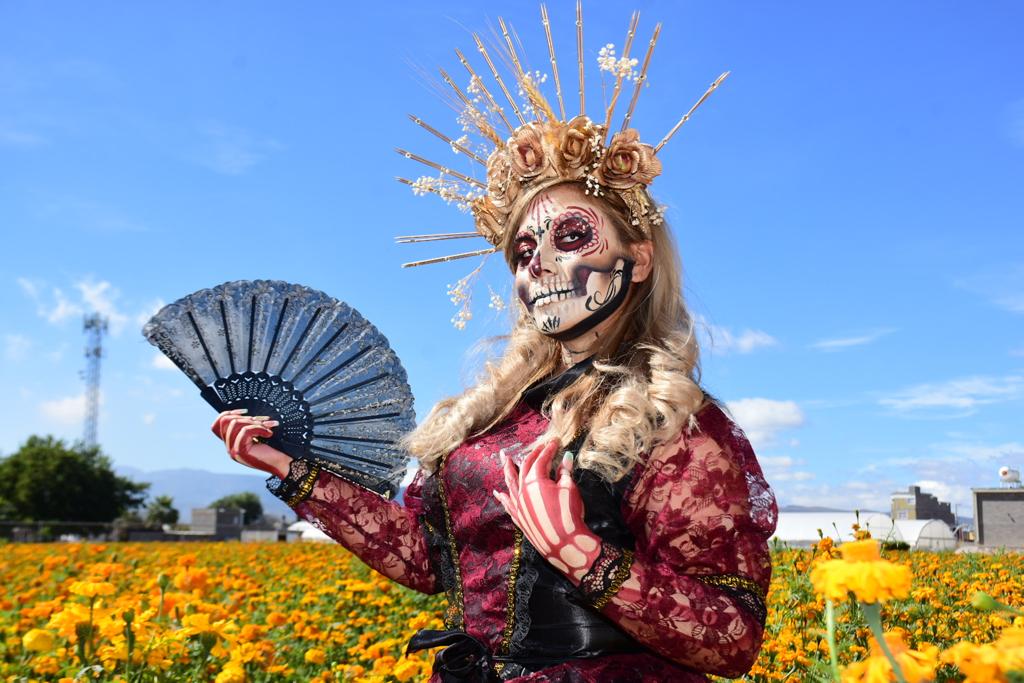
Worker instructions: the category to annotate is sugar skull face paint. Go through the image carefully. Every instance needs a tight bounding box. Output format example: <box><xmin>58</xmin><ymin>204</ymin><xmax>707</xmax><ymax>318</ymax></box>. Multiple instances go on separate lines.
<box><xmin>512</xmin><ymin>184</ymin><xmax>634</xmax><ymax>341</ymax></box>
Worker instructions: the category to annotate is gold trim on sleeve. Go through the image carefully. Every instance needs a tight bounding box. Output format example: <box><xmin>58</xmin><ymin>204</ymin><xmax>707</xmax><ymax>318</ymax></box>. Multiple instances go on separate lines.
<box><xmin>694</xmin><ymin>572</ymin><xmax>766</xmax><ymax>601</ymax></box>
<box><xmin>286</xmin><ymin>464</ymin><xmax>322</xmax><ymax>507</ymax></box>
<box><xmin>436</xmin><ymin>452</ymin><xmax>466</xmax><ymax>630</ymax></box>
<box><xmin>591</xmin><ymin>548</ymin><xmax>635</xmax><ymax>610</ymax></box>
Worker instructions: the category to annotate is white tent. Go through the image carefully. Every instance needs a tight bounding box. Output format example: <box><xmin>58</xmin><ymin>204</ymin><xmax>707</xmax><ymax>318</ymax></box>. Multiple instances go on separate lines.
<box><xmin>286</xmin><ymin>520</ymin><xmax>331</xmax><ymax>543</ymax></box>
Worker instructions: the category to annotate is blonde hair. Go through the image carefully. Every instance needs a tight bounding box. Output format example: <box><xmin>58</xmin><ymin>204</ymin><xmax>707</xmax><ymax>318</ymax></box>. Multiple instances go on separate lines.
<box><xmin>400</xmin><ymin>182</ymin><xmax>705</xmax><ymax>483</ymax></box>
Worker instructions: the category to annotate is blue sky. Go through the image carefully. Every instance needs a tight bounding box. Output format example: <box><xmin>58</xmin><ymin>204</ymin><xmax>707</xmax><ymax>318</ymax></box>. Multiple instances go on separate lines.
<box><xmin>2</xmin><ymin>1</ymin><xmax>1021</xmax><ymax>516</ymax></box>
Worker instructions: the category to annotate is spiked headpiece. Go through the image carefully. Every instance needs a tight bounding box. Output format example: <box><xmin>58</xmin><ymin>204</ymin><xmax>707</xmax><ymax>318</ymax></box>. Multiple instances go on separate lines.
<box><xmin>395</xmin><ymin>3</ymin><xmax>728</xmax><ymax>327</ymax></box>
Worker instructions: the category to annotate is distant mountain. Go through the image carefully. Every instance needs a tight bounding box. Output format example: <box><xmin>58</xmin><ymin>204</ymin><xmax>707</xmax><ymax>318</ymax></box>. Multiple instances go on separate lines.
<box><xmin>778</xmin><ymin>505</ymin><xmax>884</xmax><ymax>513</ymax></box>
<box><xmin>115</xmin><ymin>466</ymin><xmax>294</xmax><ymax>523</ymax></box>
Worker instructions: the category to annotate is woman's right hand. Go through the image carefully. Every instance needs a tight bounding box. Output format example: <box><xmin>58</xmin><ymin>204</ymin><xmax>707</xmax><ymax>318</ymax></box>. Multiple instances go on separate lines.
<box><xmin>211</xmin><ymin>409</ymin><xmax>293</xmax><ymax>479</ymax></box>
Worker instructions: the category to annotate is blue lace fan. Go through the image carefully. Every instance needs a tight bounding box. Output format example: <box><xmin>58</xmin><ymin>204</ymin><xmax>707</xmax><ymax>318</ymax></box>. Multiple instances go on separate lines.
<box><xmin>142</xmin><ymin>280</ymin><xmax>415</xmax><ymax>498</ymax></box>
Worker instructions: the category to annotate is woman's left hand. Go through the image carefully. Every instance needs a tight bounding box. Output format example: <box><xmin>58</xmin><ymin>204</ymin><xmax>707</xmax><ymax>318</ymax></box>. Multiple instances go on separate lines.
<box><xmin>492</xmin><ymin>438</ymin><xmax>603</xmax><ymax>584</ymax></box>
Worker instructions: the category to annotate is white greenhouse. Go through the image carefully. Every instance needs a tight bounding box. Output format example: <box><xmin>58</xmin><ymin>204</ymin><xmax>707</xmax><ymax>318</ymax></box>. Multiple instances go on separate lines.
<box><xmin>771</xmin><ymin>512</ymin><xmax>956</xmax><ymax>551</ymax></box>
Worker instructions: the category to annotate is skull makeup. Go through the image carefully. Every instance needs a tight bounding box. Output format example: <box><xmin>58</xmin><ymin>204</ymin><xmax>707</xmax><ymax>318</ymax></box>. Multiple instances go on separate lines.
<box><xmin>512</xmin><ymin>184</ymin><xmax>635</xmax><ymax>341</ymax></box>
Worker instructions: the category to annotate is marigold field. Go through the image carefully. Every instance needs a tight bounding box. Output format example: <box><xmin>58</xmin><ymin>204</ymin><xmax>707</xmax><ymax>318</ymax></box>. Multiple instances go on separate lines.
<box><xmin>0</xmin><ymin>539</ymin><xmax>1021</xmax><ymax>682</ymax></box>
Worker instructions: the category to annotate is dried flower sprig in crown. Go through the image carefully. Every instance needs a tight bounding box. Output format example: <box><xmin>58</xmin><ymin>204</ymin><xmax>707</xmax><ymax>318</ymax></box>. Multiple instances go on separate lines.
<box><xmin>394</xmin><ymin>2</ymin><xmax>729</xmax><ymax>326</ymax></box>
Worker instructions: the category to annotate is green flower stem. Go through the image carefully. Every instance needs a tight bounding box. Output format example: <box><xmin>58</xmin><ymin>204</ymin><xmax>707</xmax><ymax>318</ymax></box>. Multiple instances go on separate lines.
<box><xmin>860</xmin><ymin>601</ymin><xmax>908</xmax><ymax>683</ymax></box>
<box><xmin>824</xmin><ymin>599</ymin><xmax>842</xmax><ymax>682</ymax></box>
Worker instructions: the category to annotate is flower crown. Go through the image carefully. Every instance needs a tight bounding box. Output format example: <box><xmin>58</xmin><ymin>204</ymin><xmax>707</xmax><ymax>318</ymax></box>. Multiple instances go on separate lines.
<box><xmin>395</xmin><ymin>3</ymin><xmax>728</xmax><ymax>327</ymax></box>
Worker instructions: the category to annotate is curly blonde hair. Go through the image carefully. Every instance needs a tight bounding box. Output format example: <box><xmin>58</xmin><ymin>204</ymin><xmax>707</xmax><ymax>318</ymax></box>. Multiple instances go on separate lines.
<box><xmin>400</xmin><ymin>181</ymin><xmax>706</xmax><ymax>483</ymax></box>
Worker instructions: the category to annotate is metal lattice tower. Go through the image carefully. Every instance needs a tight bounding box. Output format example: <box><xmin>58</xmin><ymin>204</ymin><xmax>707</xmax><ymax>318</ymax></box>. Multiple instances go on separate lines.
<box><xmin>82</xmin><ymin>313</ymin><xmax>108</xmax><ymax>448</ymax></box>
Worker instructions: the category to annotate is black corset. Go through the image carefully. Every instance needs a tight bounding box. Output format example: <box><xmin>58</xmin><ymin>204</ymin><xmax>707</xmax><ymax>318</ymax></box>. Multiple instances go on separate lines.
<box><xmin>409</xmin><ymin>358</ymin><xmax>652</xmax><ymax>682</ymax></box>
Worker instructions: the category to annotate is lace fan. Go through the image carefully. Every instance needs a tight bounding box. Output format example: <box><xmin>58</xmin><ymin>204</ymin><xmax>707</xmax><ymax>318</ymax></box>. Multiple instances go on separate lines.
<box><xmin>142</xmin><ymin>280</ymin><xmax>415</xmax><ymax>498</ymax></box>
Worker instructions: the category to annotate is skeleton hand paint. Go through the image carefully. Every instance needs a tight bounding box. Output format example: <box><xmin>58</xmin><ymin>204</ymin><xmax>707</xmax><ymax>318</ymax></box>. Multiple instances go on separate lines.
<box><xmin>492</xmin><ymin>439</ymin><xmax>602</xmax><ymax>584</ymax></box>
<box><xmin>513</xmin><ymin>185</ymin><xmax>634</xmax><ymax>341</ymax></box>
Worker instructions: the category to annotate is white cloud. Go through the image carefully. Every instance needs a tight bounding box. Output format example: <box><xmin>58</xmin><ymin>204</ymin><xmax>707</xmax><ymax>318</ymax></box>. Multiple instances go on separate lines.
<box><xmin>942</xmin><ymin>440</ymin><xmax>1024</xmax><ymax>463</ymax></box>
<box><xmin>0</xmin><ymin>123</ymin><xmax>47</xmax><ymax>147</ymax></box>
<box><xmin>913</xmin><ymin>480</ymin><xmax>974</xmax><ymax>511</ymax></box>
<box><xmin>39</xmin><ymin>392</ymin><xmax>100</xmax><ymax>426</ymax></box>
<box><xmin>152</xmin><ymin>353</ymin><xmax>176</xmax><ymax>370</ymax></box>
<box><xmin>880</xmin><ymin>374</ymin><xmax>1024</xmax><ymax>416</ymax></box>
<box><xmin>955</xmin><ymin>264</ymin><xmax>1024</xmax><ymax>314</ymax></box>
<box><xmin>776</xmin><ymin>479</ymin><xmax>896</xmax><ymax>512</ymax></box>
<box><xmin>3</xmin><ymin>334</ymin><xmax>31</xmax><ymax>361</ymax></box>
<box><xmin>16</xmin><ymin>277</ymin><xmax>39</xmax><ymax>299</ymax></box>
<box><xmin>142</xmin><ymin>413</ymin><xmax>156</xmax><ymax>425</ymax></box>
<box><xmin>811</xmin><ymin>328</ymin><xmax>894</xmax><ymax>351</ymax></box>
<box><xmin>759</xmin><ymin>455</ymin><xmax>796</xmax><ymax>467</ymax></box>
<box><xmin>725</xmin><ymin>398</ymin><xmax>805</xmax><ymax>449</ymax></box>
<box><xmin>865</xmin><ymin>439</ymin><xmax>1024</xmax><ymax>510</ymax></box>
<box><xmin>46</xmin><ymin>343</ymin><xmax>68</xmax><ymax>363</ymax></box>
<box><xmin>758</xmin><ymin>455</ymin><xmax>815</xmax><ymax>484</ymax></box>
<box><xmin>31</xmin><ymin>196</ymin><xmax>150</xmax><ymax>234</ymax></box>
<box><xmin>75</xmin><ymin>279</ymin><xmax>129</xmax><ymax>334</ymax></box>
<box><xmin>769</xmin><ymin>470</ymin><xmax>816</xmax><ymax>482</ymax></box>
<box><xmin>136</xmin><ymin>299</ymin><xmax>165</xmax><ymax>328</ymax></box>
<box><xmin>193</xmin><ymin>122</ymin><xmax>284</xmax><ymax>175</ymax></box>
<box><xmin>696</xmin><ymin>316</ymin><xmax>778</xmax><ymax>355</ymax></box>
<box><xmin>17</xmin><ymin>275</ymin><xmax>159</xmax><ymax>337</ymax></box>
<box><xmin>1007</xmin><ymin>98</ymin><xmax>1024</xmax><ymax>148</ymax></box>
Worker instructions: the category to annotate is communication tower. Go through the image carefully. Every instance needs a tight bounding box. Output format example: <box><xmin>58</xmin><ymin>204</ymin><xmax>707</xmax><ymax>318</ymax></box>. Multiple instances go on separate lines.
<box><xmin>82</xmin><ymin>313</ymin><xmax>108</xmax><ymax>448</ymax></box>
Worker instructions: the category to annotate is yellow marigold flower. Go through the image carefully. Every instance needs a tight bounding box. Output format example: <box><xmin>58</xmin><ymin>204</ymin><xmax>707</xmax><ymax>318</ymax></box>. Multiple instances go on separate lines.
<box><xmin>68</xmin><ymin>580</ymin><xmax>116</xmax><ymax>598</ymax></box>
<box><xmin>304</xmin><ymin>647</ymin><xmax>327</xmax><ymax>665</ymax></box>
<box><xmin>393</xmin><ymin>659</ymin><xmax>423</xmax><ymax>682</ymax></box>
<box><xmin>178</xmin><ymin>613</ymin><xmax>237</xmax><ymax>644</ymax></box>
<box><xmin>215</xmin><ymin>662</ymin><xmax>246</xmax><ymax>683</ymax></box>
<box><xmin>809</xmin><ymin>539</ymin><xmax>911</xmax><ymax>603</ymax></box>
<box><xmin>841</xmin><ymin>630</ymin><xmax>938</xmax><ymax>683</ymax></box>
<box><xmin>22</xmin><ymin>628</ymin><xmax>55</xmax><ymax>652</ymax></box>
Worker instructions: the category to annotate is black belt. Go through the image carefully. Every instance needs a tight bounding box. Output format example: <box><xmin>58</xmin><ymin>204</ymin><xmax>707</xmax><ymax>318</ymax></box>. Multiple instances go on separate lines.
<box><xmin>406</xmin><ymin>582</ymin><xmax>646</xmax><ymax>683</ymax></box>
<box><xmin>407</xmin><ymin>629</ymin><xmax>589</xmax><ymax>682</ymax></box>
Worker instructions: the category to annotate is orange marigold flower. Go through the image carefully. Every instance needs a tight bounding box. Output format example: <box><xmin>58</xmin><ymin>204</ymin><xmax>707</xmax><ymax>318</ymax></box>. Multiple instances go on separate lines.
<box><xmin>840</xmin><ymin>629</ymin><xmax>938</xmax><ymax>683</ymax></box>
<box><xmin>304</xmin><ymin>647</ymin><xmax>327</xmax><ymax>665</ymax></box>
<box><xmin>810</xmin><ymin>539</ymin><xmax>911</xmax><ymax>604</ymax></box>
<box><xmin>265</xmin><ymin>611</ymin><xmax>288</xmax><ymax>627</ymax></box>
<box><xmin>942</xmin><ymin>626</ymin><xmax>1024</xmax><ymax>681</ymax></box>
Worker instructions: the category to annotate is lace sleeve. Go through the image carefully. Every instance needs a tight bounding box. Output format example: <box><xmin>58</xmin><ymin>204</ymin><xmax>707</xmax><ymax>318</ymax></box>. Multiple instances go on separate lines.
<box><xmin>267</xmin><ymin>461</ymin><xmax>441</xmax><ymax>595</ymax></box>
<box><xmin>585</xmin><ymin>406</ymin><xmax>778</xmax><ymax>678</ymax></box>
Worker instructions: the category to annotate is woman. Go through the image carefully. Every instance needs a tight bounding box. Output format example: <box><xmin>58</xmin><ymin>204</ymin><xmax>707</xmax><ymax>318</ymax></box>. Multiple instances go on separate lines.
<box><xmin>213</xmin><ymin>174</ymin><xmax>777</xmax><ymax>681</ymax></box>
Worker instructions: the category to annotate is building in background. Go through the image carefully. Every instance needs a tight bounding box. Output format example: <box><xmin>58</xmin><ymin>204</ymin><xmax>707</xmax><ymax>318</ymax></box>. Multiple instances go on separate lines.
<box><xmin>972</xmin><ymin>487</ymin><xmax>1024</xmax><ymax>549</ymax></box>
<box><xmin>890</xmin><ymin>485</ymin><xmax>955</xmax><ymax>527</ymax></box>
<box><xmin>187</xmin><ymin>507</ymin><xmax>244</xmax><ymax>541</ymax></box>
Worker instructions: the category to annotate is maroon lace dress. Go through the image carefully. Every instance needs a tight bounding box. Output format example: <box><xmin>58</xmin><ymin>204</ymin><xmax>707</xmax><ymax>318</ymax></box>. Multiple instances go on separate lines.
<box><xmin>268</xmin><ymin>390</ymin><xmax>777</xmax><ymax>682</ymax></box>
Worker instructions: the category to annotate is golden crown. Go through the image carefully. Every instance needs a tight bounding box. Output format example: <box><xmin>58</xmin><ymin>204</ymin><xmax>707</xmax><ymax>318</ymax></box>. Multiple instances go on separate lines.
<box><xmin>395</xmin><ymin>3</ymin><xmax>728</xmax><ymax>327</ymax></box>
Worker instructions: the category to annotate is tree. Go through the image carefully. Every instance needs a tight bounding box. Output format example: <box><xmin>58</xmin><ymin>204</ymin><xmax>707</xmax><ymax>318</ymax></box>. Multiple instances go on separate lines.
<box><xmin>209</xmin><ymin>492</ymin><xmax>263</xmax><ymax>525</ymax></box>
<box><xmin>0</xmin><ymin>435</ymin><xmax>149</xmax><ymax>522</ymax></box>
<box><xmin>145</xmin><ymin>495</ymin><xmax>179</xmax><ymax>526</ymax></box>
